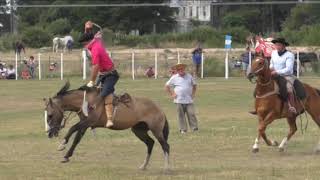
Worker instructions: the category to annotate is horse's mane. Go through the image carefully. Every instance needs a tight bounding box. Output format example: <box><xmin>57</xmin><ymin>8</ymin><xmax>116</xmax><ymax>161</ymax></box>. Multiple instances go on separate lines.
<box><xmin>55</xmin><ymin>81</ymin><xmax>95</xmax><ymax>97</ymax></box>
<box><xmin>56</xmin><ymin>81</ymin><xmax>71</xmax><ymax>96</ymax></box>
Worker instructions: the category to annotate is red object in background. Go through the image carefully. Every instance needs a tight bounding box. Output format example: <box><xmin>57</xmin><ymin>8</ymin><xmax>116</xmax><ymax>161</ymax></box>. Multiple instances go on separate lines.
<box><xmin>255</xmin><ymin>37</ymin><xmax>276</xmax><ymax>57</ymax></box>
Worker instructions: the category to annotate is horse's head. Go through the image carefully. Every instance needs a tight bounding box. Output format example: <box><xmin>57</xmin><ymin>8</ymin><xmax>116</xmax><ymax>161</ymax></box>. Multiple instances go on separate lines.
<box><xmin>247</xmin><ymin>52</ymin><xmax>269</xmax><ymax>82</ymax></box>
<box><xmin>43</xmin><ymin>81</ymin><xmax>71</xmax><ymax>138</ymax></box>
<box><xmin>44</xmin><ymin>97</ymin><xmax>64</xmax><ymax>138</ymax></box>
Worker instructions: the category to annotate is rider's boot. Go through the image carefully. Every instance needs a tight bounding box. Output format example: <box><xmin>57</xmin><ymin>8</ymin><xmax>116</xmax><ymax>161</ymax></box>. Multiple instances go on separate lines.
<box><xmin>105</xmin><ymin>94</ymin><xmax>114</xmax><ymax>128</ymax></box>
<box><xmin>287</xmin><ymin>92</ymin><xmax>297</xmax><ymax>114</ymax></box>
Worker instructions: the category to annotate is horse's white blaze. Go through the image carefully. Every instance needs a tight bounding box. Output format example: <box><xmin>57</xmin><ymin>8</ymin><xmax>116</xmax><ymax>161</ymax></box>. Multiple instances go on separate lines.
<box><xmin>253</xmin><ymin>138</ymin><xmax>259</xmax><ymax>149</ymax></box>
<box><xmin>279</xmin><ymin>137</ymin><xmax>288</xmax><ymax>149</ymax></box>
<box><xmin>44</xmin><ymin>110</ymin><xmax>49</xmax><ymax>132</ymax></box>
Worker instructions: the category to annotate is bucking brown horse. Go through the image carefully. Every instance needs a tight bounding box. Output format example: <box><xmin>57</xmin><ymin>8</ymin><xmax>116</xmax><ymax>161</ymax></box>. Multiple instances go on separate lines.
<box><xmin>247</xmin><ymin>54</ymin><xmax>320</xmax><ymax>153</ymax></box>
<box><xmin>43</xmin><ymin>82</ymin><xmax>170</xmax><ymax>171</ymax></box>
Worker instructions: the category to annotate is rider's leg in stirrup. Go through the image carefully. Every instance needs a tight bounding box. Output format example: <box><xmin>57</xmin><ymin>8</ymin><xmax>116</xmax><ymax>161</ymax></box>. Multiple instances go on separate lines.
<box><xmin>287</xmin><ymin>80</ymin><xmax>297</xmax><ymax>114</ymax></box>
<box><xmin>105</xmin><ymin>94</ymin><xmax>114</xmax><ymax>128</ymax></box>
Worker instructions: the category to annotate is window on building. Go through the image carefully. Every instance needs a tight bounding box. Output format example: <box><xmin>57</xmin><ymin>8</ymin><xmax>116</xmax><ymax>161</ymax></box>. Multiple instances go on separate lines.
<box><xmin>203</xmin><ymin>6</ymin><xmax>206</xmax><ymax>17</ymax></box>
<box><xmin>189</xmin><ymin>6</ymin><xmax>192</xmax><ymax>17</ymax></box>
<box><xmin>183</xmin><ymin>7</ymin><xmax>186</xmax><ymax>17</ymax></box>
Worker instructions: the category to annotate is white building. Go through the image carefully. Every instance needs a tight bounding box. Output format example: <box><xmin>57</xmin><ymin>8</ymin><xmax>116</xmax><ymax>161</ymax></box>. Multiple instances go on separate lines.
<box><xmin>174</xmin><ymin>0</ymin><xmax>217</xmax><ymax>32</ymax></box>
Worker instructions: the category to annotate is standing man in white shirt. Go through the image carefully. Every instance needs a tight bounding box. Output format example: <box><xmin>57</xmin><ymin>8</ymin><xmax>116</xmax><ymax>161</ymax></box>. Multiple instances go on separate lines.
<box><xmin>269</xmin><ymin>37</ymin><xmax>296</xmax><ymax>114</ymax></box>
<box><xmin>165</xmin><ymin>63</ymin><xmax>199</xmax><ymax>134</ymax></box>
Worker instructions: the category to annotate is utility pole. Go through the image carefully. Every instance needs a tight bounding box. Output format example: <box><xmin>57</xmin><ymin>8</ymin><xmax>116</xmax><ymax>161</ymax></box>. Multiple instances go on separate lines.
<box><xmin>10</xmin><ymin>0</ymin><xmax>13</xmax><ymax>33</ymax></box>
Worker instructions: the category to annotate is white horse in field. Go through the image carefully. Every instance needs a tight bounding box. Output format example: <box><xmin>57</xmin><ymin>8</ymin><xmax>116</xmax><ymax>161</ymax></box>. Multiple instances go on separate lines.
<box><xmin>53</xmin><ymin>35</ymin><xmax>74</xmax><ymax>53</ymax></box>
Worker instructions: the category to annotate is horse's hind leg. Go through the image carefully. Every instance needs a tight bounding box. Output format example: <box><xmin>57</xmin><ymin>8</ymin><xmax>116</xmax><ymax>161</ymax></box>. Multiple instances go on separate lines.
<box><xmin>151</xmin><ymin>120</ymin><xmax>170</xmax><ymax>171</ymax></box>
<box><xmin>305</xmin><ymin>107</ymin><xmax>320</xmax><ymax>153</ymax></box>
<box><xmin>279</xmin><ymin>117</ymin><xmax>297</xmax><ymax>152</ymax></box>
<box><xmin>131</xmin><ymin>122</ymin><xmax>154</xmax><ymax>170</ymax></box>
<box><xmin>304</xmin><ymin>98</ymin><xmax>320</xmax><ymax>153</ymax></box>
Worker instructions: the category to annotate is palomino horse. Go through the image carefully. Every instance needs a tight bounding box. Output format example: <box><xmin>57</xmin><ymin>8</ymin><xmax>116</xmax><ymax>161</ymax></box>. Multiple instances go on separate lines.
<box><xmin>44</xmin><ymin>82</ymin><xmax>170</xmax><ymax>170</ymax></box>
<box><xmin>52</xmin><ymin>35</ymin><xmax>74</xmax><ymax>53</ymax></box>
<box><xmin>247</xmin><ymin>54</ymin><xmax>320</xmax><ymax>153</ymax></box>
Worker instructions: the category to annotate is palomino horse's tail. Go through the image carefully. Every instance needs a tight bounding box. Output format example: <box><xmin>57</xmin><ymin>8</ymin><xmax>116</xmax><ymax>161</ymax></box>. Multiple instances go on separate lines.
<box><xmin>163</xmin><ymin>116</ymin><xmax>169</xmax><ymax>141</ymax></box>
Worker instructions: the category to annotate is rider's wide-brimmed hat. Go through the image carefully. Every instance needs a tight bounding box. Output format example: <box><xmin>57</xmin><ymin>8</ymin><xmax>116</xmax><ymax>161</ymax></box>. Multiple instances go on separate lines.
<box><xmin>271</xmin><ymin>37</ymin><xmax>289</xmax><ymax>46</ymax></box>
<box><xmin>173</xmin><ymin>63</ymin><xmax>187</xmax><ymax>70</ymax></box>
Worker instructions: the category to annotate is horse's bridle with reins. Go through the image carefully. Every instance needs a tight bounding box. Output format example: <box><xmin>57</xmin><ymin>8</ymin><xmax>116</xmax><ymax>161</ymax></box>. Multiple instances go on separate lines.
<box><xmin>249</xmin><ymin>57</ymin><xmax>272</xmax><ymax>86</ymax></box>
<box><xmin>45</xmin><ymin>99</ymin><xmax>79</xmax><ymax>130</ymax></box>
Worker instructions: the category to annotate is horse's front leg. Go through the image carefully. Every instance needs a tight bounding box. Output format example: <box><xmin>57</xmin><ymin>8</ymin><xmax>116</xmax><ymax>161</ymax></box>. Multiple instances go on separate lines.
<box><xmin>279</xmin><ymin>117</ymin><xmax>297</xmax><ymax>152</ymax></box>
<box><xmin>252</xmin><ymin>113</ymin><xmax>278</xmax><ymax>153</ymax></box>
<box><xmin>57</xmin><ymin>120</ymin><xmax>83</xmax><ymax>151</ymax></box>
<box><xmin>62</xmin><ymin>121</ymin><xmax>90</xmax><ymax>163</ymax></box>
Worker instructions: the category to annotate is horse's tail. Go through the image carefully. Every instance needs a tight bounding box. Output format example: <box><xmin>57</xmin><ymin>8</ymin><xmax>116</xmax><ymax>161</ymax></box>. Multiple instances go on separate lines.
<box><xmin>163</xmin><ymin>116</ymin><xmax>169</xmax><ymax>141</ymax></box>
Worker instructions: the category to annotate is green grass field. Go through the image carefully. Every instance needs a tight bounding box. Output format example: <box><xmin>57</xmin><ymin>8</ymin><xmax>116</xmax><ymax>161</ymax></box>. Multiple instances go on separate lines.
<box><xmin>2</xmin><ymin>77</ymin><xmax>320</xmax><ymax>180</ymax></box>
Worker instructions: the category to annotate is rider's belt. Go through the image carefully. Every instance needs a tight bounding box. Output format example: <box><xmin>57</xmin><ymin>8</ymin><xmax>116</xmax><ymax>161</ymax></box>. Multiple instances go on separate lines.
<box><xmin>99</xmin><ymin>68</ymin><xmax>116</xmax><ymax>76</ymax></box>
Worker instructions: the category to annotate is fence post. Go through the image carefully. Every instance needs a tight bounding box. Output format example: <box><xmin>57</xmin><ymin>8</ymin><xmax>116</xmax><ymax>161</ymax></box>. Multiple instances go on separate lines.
<box><xmin>60</xmin><ymin>53</ymin><xmax>63</xmax><ymax>80</ymax></box>
<box><xmin>155</xmin><ymin>51</ymin><xmax>158</xmax><ymax>79</ymax></box>
<box><xmin>297</xmin><ymin>51</ymin><xmax>300</xmax><ymax>79</ymax></box>
<box><xmin>177</xmin><ymin>49</ymin><xmax>180</xmax><ymax>63</ymax></box>
<box><xmin>15</xmin><ymin>53</ymin><xmax>18</xmax><ymax>80</ymax></box>
<box><xmin>82</xmin><ymin>50</ymin><xmax>87</xmax><ymax>80</ymax></box>
<box><xmin>225</xmin><ymin>50</ymin><xmax>229</xmax><ymax>79</ymax></box>
<box><xmin>132</xmin><ymin>50</ymin><xmax>135</xmax><ymax>80</ymax></box>
<box><xmin>247</xmin><ymin>50</ymin><xmax>252</xmax><ymax>76</ymax></box>
<box><xmin>201</xmin><ymin>52</ymin><xmax>204</xmax><ymax>79</ymax></box>
<box><xmin>44</xmin><ymin>110</ymin><xmax>49</xmax><ymax>132</ymax></box>
<box><xmin>38</xmin><ymin>53</ymin><xmax>41</xmax><ymax>80</ymax></box>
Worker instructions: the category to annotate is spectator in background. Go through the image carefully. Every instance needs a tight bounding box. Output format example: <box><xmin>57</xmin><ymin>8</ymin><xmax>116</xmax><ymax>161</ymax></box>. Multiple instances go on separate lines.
<box><xmin>0</xmin><ymin>63</ymin><xmax>7</xmax><ymax>79</ymax></box>
<box><xmin>28</xmin><ymin>56</ymin><xmax>37</xmax><ymax>79</ymax></box>
<box><xmin>6</xmin><ymin>64</ymin><xmax>16</xmax><ymax>79</ymax></box>
<box><xmin>169</xmin><ymin>66</ymin><xmax>177</xmax><ymax>77</ymax></box>
<box><xmin>241</xmin><ymin>47</ymin><xmax>254</xmax><ymax>76</ymax></box>
<box><xmin>191</xmin><ymin>46</ymin><xmax>203</xmax><ymax>78</ymax></box>
<box><xmin>165</xmin><ymin>63</ymin><xmax>199</xmax><ymax>134</ymax></box>
<box><xmin>144</xmin><ymin>66</ymin><xmax>155</xmax><ymax>78</ymax></box>
<box><xmin>14</xmin><ymin>41</ymin><xmax>26</xmax><ymax>60</ymax></box>
<box><xmin>21</xmin><ymin>60</ymin><xmax>31</xmax><ymax>79</ymax></box>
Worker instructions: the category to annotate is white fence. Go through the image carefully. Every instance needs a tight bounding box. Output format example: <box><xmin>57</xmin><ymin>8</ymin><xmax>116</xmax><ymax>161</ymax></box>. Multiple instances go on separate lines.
<box><xmin>1</xmin><ymin>48</ymin><xmax>319</xmax><ymax>80</ymax></box>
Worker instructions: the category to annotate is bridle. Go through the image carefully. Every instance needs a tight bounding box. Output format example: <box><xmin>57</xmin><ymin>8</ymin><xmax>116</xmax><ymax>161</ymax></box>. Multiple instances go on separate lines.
<box><xmin>249</xmin><ymin>58</ymin><xmax>272</xmax><ymax>86</ymax></box>
<box><xmin>45</xmin><ymin>99</ymin><xmax>79</xmax><ymax>130</ymax></box>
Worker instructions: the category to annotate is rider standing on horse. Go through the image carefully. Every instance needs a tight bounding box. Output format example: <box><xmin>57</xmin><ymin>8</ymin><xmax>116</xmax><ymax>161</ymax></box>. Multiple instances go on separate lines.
<box><xmin>269</xmin><ymin>37</ymin><xmax>296</xmax><ymax>114</ymax></box>
<box><xmin>79</xmin><ymin>21</ymin><xmax>119</xmax><ymax>128</ymax></box>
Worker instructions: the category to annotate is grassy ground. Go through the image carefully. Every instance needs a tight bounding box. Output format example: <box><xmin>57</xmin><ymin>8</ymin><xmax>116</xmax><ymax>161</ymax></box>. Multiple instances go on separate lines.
<box><xmin>1</xmin><ymin>77</ymin><xmax>320</xmax><ymax>180</ymax></box>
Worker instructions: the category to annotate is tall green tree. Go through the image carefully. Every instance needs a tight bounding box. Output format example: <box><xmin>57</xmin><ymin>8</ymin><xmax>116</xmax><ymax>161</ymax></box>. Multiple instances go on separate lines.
<box><xmin>17</xmin><ymin>0</ymin><xmax>176</xmax><ymax>35</ymax></box>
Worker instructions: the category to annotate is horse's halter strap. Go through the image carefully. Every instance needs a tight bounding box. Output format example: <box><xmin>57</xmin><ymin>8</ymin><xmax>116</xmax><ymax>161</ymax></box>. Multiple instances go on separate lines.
<box><xmin>46</xmin><ymin>99</ymin><xmax>78</xmax><ymax>129</ymax></box>
<box><xmin>253</xmin><ymin>58</ymin><xmax>268</xmax><ymax>74</ymax></box>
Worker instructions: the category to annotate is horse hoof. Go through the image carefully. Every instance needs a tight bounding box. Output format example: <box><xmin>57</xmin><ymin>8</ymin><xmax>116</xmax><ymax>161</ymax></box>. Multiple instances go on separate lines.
<box><xmin>271</xmin><ymin>140</ymin><xmax>279</xmax><ymax>146</ymax></box>
<box><xmin>61</xmin><ymin>157</ymin><xmax>69</xmax><ymax>163</ymax></box>
<box><xmin>57</xmin><ymin>144</ymin><xmax>66</xmax><ymax>151</ymax></box>
<box><xmin>252</xmin><ymin>148</ymin><xmax>259</xmax><ymax>153</ymax></box>
<box><xmin>139</xmin><ymin>166</ymin><xmax>147</xmax><ymax>171</ymax></box>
